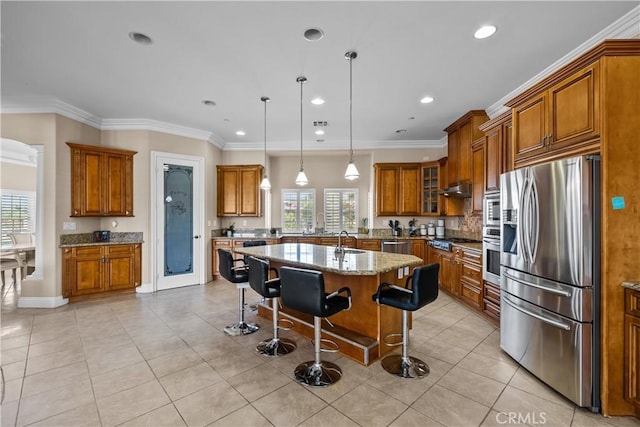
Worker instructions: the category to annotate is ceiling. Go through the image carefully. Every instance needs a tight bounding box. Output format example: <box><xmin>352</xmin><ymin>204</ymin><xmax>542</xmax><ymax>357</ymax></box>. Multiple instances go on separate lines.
<box><xmin>1</xmin><ymin>1</ymin><xmax>638</xmax><ymax>152</ymax></box>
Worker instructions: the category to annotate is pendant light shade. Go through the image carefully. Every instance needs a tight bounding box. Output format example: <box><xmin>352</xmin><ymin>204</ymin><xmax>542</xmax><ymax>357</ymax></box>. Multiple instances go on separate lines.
<box><xmin>295</xmin><ymin>76</ymin><xmax>309</xmax><ymax>186</ymax></box>
<box><xmin>344</xmin><ymin>51</ymin><xmax>360</xmax><ymax>181</ymax></box>
<box><xmin>259</xmin><ymin>96</ymin><xmax>271</xmax><ymax>190</ymax></box>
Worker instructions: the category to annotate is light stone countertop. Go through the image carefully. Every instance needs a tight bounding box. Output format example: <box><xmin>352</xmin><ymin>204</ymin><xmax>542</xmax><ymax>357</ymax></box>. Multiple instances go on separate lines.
<box><xmin>234</xmin><ymin>243</ymin><xmax>422</xmax><ymax>276</ymax></box>
<box><xmin>622</xmin><ymin>281</ymin><xmax>640</xmax><ymax>291</ymax></box>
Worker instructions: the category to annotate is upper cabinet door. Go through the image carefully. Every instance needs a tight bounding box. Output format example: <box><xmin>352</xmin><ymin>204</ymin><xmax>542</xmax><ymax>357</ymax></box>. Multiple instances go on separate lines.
<box><xmin>399</xmin><ymin>165</ymin><xmax>421</xmax><ymax>216</ymax></box>
<box><xmin>375</xmin><ymin>164</ymin><xmax>401</xmax><ymax>216</ymax></box>
<box><xmin>68</xmin><ymin>143</ymin><xmax>136</xmax><ymax>217</ymax></box>
<box><xmin>374</xmin><ymin>163</ymin><xmax>421</xmax><ymax>216</ymax></box>
<box><xmin>512</xmin><ymin>94</ymin><xmax>548</xmax><ymax>162</ymax></box>
<box><xmin>549</xmin><ymin>62</ymin><xmax>600</xmax><ymax>150</ymax></box>
<box><xmin>216</xmin><ymin>165</ymin><xmax>263</xmax><ymax>217</ymax></box>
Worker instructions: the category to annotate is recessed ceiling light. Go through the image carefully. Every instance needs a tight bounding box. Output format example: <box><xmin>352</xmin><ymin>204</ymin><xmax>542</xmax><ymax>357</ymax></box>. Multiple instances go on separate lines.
<box><xmin>474</xmin><ymin>25</ymin><xmax>497</xmax><ymax>39</ymax></box>
<box><xmin>420</xmin><ymin>96</ymin><xmax>434</xmax><ymax>104</ymax></box>
<box><xmin>202</xmin><ymin>100</ymin><xmax>216</xmax><ymax>107</ymax></box>
<box><xmin>235</xmin><ymin>131</ymin><xmax>245</xmax><ymax>136</ymax></box>
<box><xmin>315</xmin><ymin>129</ymin><xmax>325</xmax><ymax>135</ymax></box>
<box><xmin>129</xmin><ymin>32</ymin><xmax>153</xmax><ymax>45</ymax></box>
<box><xmin>304</xmin><ymin>27</ymin><xmax>324</xmax><ymax>42</ymax></box>
<box><xmin>311</xmin><ymin>97</ymin><xmax>325</xmax><ymax>105</ymax></box>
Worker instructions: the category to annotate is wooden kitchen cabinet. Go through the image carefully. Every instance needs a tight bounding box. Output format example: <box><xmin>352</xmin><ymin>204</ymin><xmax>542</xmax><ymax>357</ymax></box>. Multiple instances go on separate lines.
<box><xmin>478</xmin><ymin>110</ymin><xmax>513</xmax><ymax>192</ymax></box>
<box><xmin>67</xmin><ymin>143</ymin><xmax>135</xmax><ymax>217</ymax></box>
<box><xmin>509</xmin><ymin>62</ymin><xmax>599</xmax><ymax>167</ymax></box>
<box><xmin>62</xmin><ymin>243</ymin><xmax>141</xmax><ymax>298</ymax></box>
<box><xmin>211</xmin><ymin>237</ymin><xmax>280</xmax><ymax>278</ymax></box>
<box><xmin>357</xmin><ymin>239</ymin><xmax>381</xmax><ymax>251</ymax></box>
<box><xmin>438</xmin><ymin>158</ymin><xmax>464</xmax><ymax>216</ymax></box>
<box><xmin>444</xmin><ymin>110</ymin><xmax>489</xmax><ymax>187</ymax></box>
<box><xmin>483</xmin><ymin>281</ymin><xmax>501</xmax><ymax>324</ymax></box>
<box><xmin>456</xmin><ymin>246</ymin><xmax>482</xmax><ymax>310</ymax></box>
<box><xmin>216</xmin><ymin>165</ymin><xmax>263</xmax><ymax>217</ymax></box>
<box><xmin>374</xmin><ymin>163</ymin><xmax>421</xmax><ymax>216</ymax></box>
<box><xmin>471</xmin><ymin>138</ymin><xmax>485</xmax><ymax>214</ymax></box>
<box><xmin>421</xmin><ymin>161</ymin><xmax>441</xmax><ymax>216</ymax></box>
<box><xmin>625</xmin><ymin>288</ymin><xmax>640</xmax><ymax>414</ymax></box>
<box><xmin>428</xmin><ymin>245</ymin><xmax>457</xmax><ymax>296</ymax></box>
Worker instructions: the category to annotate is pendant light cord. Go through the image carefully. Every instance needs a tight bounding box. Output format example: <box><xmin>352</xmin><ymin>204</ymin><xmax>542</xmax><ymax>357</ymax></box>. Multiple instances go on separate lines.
<box><xmin>349</xmin><ymin>55</ymin><xmax>354</xmax><ymax>163</ymax></box>
<box><xmin>264</xmin><ymin>99</ymin><xmax>268</xmax><ymax>172</ymax></box>
<box><xmin>299</xmin><ymin>78</ymin><xmax>304</xmax><ymax>170</ymax></box>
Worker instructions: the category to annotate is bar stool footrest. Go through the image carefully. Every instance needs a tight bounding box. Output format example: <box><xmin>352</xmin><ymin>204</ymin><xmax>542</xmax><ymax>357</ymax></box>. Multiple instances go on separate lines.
<box><xmin>277</xmin><ymin>318</ymin><xmax>295</xmax><ymax>331</ymax></box>
<box><xmin>382</xmin><ymin>333</ymin><xmax>403</xmax><ymax>347</ymax></box>
<box><xmin>315</xmin><ymin>338</ymin><xmax>339</xmax><ymax>353</ymax></box>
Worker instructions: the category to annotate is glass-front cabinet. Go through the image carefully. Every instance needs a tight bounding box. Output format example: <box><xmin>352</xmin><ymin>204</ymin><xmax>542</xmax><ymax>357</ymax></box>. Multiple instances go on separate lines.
<box><xmin>421</xmin><ymin>162</ymin><xmax>440</xmax><ymax>216</ymax></box>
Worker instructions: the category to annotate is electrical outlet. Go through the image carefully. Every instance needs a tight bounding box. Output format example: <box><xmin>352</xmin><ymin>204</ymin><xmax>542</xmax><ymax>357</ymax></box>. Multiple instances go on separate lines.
<box><xmin>63</xmin><ymin>221</ymin><xmax>76</xmax><ymax>230</ymax></box>
<box><xmin>242</xmin><ymin>220</ymin><xmax>247</xmax><ymax>226</ymax></box>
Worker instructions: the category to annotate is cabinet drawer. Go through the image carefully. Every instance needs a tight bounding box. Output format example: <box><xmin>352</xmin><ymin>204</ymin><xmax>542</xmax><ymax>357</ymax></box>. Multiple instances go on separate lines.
<box><xmin>74</xmin><ymin>246</ymin><xmax>103</xmax><ymax>257</ymax></box>
<box><xmin>483</xmin><ymin>299</ymin><xmax>501</xmax><ymax>320</ymax></box>
<box><xmin>626</xmin><ymin>289</ymin><xmax>640</xmax><ymax>317</ymax></box>
<box><xmin>462</xmin><ymin>282</ymin><xmax>482</xmax><ymax>306</ymax></box>
<box><xmin>461</xmin><ymin>263</ymin><xmax>481</xmax><ymax>285</ymax></box>
<box><xmin>484</xmin><ymin>281</ymin><xmax>501</xmax><ymax>305</ymax></box>
<box><xmin>461</xmin><ymin>249</ymin><xmax>481</xmax><ymax>265</ymax></box>
<box><xmin>297</xmin><ymin>237</ymin><xmax>318</xmax><ymax>244</ymax></box>
<box><xmin>106</xmin><ymin>245</ymin><xmax>134</xmax><ymax>255</ymax></box>
<box><xmin>357</xmin><ymin>240</ymin><xmax>381</xmax><ymax>251</ymax></box>
<box><xmin>318</xmin><ymin>237</ymin><xmax>338</xmax><ymax>246</ymax></box>
<box><xmin>214</xmin><ymin>240</ymin><xmax>231</xmax><ymax>249</ymax></box>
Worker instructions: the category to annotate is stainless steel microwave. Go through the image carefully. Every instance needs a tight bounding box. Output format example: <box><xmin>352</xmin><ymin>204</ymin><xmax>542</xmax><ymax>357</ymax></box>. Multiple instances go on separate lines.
<box><xmin>483</xmin><ymin>192</ymin><xmax>500</xmax><ymax>227</ymax></box>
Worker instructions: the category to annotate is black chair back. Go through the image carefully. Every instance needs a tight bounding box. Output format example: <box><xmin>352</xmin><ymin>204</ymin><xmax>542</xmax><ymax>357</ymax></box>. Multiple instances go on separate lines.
<box><xmin>280</xmin><ymin>266</ymin><xmax>350</xmax><ymax>318</ymax></box>
<box><xmin>243</xmin><ymin>240</ymin><xmax>267</xmax><ymax>263</ymax></box>
<box><xmin>247</xmin><ymin>256</ymin><xmax>279</xmax><ymax>299</ymax></box>
<box><xmin>280</xmin><ymin>267</ymin><xmax>325</xmax><ymax>317</ymax></box>
<box><xmin>217</xmin><ymin>249</ymin><xmax>248</xmax><ymax>283</ymax></box>
<box><xmin>411</xmin><ymin>263</ymin><xmax>439</xmax><ymax>309</ymax></box>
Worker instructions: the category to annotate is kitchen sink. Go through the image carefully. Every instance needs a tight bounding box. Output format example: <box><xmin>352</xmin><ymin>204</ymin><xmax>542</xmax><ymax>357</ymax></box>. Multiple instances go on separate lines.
<box><xmin>342</xmin><ymin>249</ymin><xmax>365</xmax><ymax>254</ymax></box>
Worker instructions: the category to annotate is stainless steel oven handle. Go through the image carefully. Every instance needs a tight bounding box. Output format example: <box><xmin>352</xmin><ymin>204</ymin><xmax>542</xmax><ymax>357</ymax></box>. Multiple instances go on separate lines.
<box><xmin>503</xmin><ymin>271</ymin><xmax>571</xmax><ymax>298</ymax></box>
<box><xmin>502</xmin><ymin>295</ymin><xmax>571</xmax><ymax>331</ymax></box>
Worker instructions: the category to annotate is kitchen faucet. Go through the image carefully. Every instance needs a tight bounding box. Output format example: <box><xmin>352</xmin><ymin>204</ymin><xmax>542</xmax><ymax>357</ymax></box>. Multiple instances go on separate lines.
<box><xmin>335</xmin><ymin>230</ymin><xmax>349</xmax><ymax>254</ymax></box>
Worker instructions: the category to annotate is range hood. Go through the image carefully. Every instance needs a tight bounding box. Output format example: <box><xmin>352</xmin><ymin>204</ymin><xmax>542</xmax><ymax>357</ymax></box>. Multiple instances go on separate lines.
<box><xmin>439</xmin><ymin>183</ymin><xmax>472</xmax><ymax>198</ymax></box>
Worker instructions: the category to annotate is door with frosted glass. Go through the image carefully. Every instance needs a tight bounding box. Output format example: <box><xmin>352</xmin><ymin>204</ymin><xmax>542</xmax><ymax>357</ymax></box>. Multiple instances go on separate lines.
<box><xmin>156</xmin><ymin>157</ymin><xmax>202</xmax><ymax>290</ymax></box>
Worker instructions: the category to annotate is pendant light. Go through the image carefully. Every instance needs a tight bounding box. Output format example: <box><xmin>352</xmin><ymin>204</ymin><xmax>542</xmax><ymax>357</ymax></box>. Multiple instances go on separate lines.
<box><xmin>259</xmin><ymin>96</ymin><xmax>271</xmax><ymax>190</ymax></box>
<box><xmin>295</xmin><ymin>76</ymin><xmax>309</xmax><ymax>186</ymax></box>
<box><xmin>344</xmin><ymin>51</ymin><xmax>360</xmax><ymax>180</ymax></box>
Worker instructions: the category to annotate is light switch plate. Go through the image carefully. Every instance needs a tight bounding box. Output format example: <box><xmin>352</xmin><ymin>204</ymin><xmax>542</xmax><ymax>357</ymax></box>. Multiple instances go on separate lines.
<box><xmin>63</xmin><ymin>221</ymin><xmax>76</xmax><ymax>230</ymax></box>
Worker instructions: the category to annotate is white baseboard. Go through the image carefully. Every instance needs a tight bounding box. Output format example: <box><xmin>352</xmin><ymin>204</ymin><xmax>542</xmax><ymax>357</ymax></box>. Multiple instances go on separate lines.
<box><xmin>18</xmin><ymin>296</ymin><xmax>68</xmax><ymax>308</ymax></box>
<box><xmin>136</xmin><ymin>283</ymin><xmax>154</xmax><ymax>293</ymax></box>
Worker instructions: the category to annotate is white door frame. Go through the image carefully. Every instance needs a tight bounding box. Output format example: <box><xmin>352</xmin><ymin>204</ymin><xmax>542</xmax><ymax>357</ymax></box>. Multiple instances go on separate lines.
<box><xmin>149</xmin><ymin>151</ymin><xmax>205</xmax><ymax>292</ymax></box>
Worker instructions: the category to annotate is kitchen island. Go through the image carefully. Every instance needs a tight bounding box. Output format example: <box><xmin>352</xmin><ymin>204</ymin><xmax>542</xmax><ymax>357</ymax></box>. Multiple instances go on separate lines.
<box><xmin>234</xmin><ymin>243</ymin><xmax>423</xmax><ymax>365</ymax></box>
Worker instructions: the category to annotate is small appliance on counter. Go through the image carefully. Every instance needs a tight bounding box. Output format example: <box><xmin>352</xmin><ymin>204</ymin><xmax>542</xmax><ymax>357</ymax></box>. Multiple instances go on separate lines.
<box><xmin>419</xmin><ymin>224</ymin><xmax>427</xmax><ymax>236</ymax></box>
<box><xmin>93</xmin><ymin>230</ymin><xmax>110</xmax><ymax>242</ymax></box>
<box><xmin>436</xmin><ymin>219</ymin><xmax>445</xmax><ymax>239</ymax></box>
<box><xmin>426</xmin><ymin>222</ymin><xmax>435</xmax><ymax>239</ymax></box>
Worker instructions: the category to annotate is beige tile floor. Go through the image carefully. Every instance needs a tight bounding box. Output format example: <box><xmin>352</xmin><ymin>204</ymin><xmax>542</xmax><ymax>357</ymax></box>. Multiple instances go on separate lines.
<box><xmin>1</xmin><ymin>275</ymin><xmax>639</xmax><ymax>427</ymax></box>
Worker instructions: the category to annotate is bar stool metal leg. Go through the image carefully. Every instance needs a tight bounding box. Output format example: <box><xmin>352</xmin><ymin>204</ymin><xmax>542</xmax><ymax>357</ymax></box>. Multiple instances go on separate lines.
<box><xmin>293</xmin><ymin>316</ymin><xmax>342</xmax><ymax>387</ymax></box>
<box><xmin>256</xmin><ymin>297</ymin><xmax>296</xmax><ymax>356</ymax></box>
<box><xmin>381</xmin><ymin>310</ymin><xmax>430</xmax><ymax>379</ymax></box>
<box><xmin>224</xmin><ymin>285</ymin><xmax>260</xmax><ymax>336</ymax></box>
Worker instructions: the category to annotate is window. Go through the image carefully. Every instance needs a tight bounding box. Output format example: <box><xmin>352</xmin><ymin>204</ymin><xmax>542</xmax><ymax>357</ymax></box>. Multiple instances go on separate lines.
<box><xmin>324</xmin><ymin>189</ymin><xmax>358</xmax><ymax>233</ymax></box>
<box><xmin>1</xmin><ymin>191</ymin><xmax>35</xmax><ymax>247</ymax></box>
<box><xmin>281</xmin><ymin>189</ymin><xmax>315</xmax><ymax>233</ymax></box>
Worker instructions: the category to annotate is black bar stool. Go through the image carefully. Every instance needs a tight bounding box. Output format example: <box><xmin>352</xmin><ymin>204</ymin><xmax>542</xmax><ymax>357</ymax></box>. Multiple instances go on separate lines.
<box><xmin>247</xmin><ymin>256</ymin><xmax>297</xmax><ymax>356</ymax></box>
<box><xmin>280</xmin><ymin>266</ymin><xmax>351</xmax><ymax>387</ymax></box>
<box><xmin>372</xmin><ymin>263</ymin><xmax>439</xmax><ymax>379</ymax></box>
<box><xmin>217</xmin><ymin>249</ymin><xmax>259</xmax><ymax>336</ymax></box>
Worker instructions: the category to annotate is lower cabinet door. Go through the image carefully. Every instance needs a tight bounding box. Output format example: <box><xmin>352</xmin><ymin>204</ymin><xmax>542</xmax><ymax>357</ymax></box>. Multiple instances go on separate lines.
<box><xmin>106</xmin><ymin>246</ymin><xmax>135</xmax><ymax>290</ymax></box>
<box><xmin>73</xmin><ymin>257</ymin><xmax>104</xmax><ymax>295</ymax></box>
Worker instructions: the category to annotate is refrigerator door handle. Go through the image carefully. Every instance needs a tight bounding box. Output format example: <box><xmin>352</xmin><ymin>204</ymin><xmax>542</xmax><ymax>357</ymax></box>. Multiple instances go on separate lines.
<box><xmin>522</xmin><ymin>172</ymin><xmax>533</xmax><ymax>263</ymax></box>
<box><xmin>519</xmin><ymin>174</ymin><xmax>530</xmax><ymax>262</ymax></box>
<box><xmin>502</xmin><ymin>295</ymin><xmax>572</xmax><ymax>331</ymax></box>
<box><xmin>503</xmin><ymin>271</ymin><xmax>572</xmax><ymax>297</ymax></box>
<box><xmin>529</xmin><ymin>176</ymin><xmax>539</xmax><ymax>263</ymax></box>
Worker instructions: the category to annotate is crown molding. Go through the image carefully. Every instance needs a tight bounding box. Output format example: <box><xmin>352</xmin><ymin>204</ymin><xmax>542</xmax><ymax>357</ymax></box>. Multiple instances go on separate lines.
<box><xmin>100</xmin><ymin>118</ymin><xmax>224</xmax><ymax>148</ymax></box>
<box><xmin>486</xmin><ymin>5</ymin><xmax>640</xmax><ymax>118</ymax></box>
<box><xmin>222</xmin><ymin>138</ymin><xmax>446</xmax><ymax>152</ymax></box>
<box><xmin>1</xmin><ymin>96</ymin><xmax>103</xmax><ymax>128</ymax></box>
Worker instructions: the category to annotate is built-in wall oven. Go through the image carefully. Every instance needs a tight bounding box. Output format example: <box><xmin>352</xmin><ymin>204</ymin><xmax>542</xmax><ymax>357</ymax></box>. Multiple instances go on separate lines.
<box><xmin>482</xmin><ymin>192</ymin><xmax>501</xmax><ymax>285</ymax></box>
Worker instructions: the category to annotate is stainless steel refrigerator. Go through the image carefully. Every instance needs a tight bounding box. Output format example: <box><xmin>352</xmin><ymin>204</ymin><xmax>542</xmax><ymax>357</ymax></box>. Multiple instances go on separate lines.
<box><xmin>500</xmin><ymin>155</ymin><xmax>600</xmax><ymax>411</ymax></box>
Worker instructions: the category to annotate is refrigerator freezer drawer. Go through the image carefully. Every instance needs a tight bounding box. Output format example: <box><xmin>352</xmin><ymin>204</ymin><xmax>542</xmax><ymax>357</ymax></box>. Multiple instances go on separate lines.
<box><xmin>501</xmin><ymin>292</ymin><xmax>593</xmax><ymax>408</ymax></box>
<box><xmin>501</xmin><ymin>267</ymin><xmax>592</xmax><ymax>322</ymax></box>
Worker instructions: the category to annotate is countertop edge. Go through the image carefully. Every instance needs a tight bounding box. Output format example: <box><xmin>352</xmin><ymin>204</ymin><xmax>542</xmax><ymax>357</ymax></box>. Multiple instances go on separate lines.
<box><xmin>60</xmin><ymin>241</ymin><xmax>144</xmax><ymax>248</ymax></box>
<box><xmin>622</xmin><ymin>281</ymin><xmax>640</xmax><ymax>291</ymax></box>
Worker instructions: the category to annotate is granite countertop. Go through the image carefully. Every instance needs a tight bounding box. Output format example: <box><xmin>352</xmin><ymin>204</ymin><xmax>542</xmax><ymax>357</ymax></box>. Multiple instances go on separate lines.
<box><xmin>622</xmin><ymin>281</ymin><xmax>640</xmax><ymax>291</ymax></box>
<box><xmin>234</xmin><ymin>242</ymin><xmax>423</xmax><ymax>276</ymax></box>
<box><xmin>59</xmin><ymin>232</ymin><xmax>144</xmax><ymax>248</ymax></box>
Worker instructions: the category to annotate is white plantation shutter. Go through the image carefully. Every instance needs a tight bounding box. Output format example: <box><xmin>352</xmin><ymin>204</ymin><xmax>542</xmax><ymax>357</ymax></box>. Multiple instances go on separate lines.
<box><xmin>324</xmin><ymin>189</ymin><xmax>358</xmax><ymax>232</ymax></box>
<box><xmin>281</xmin><ymin>189</ymin><xmax>315</xmax><ymax>232</ymax></box>
<box><xmin>1</xmin><ymin>192</ymin><xmax>35</xmax><ymax>247</ymax></box>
